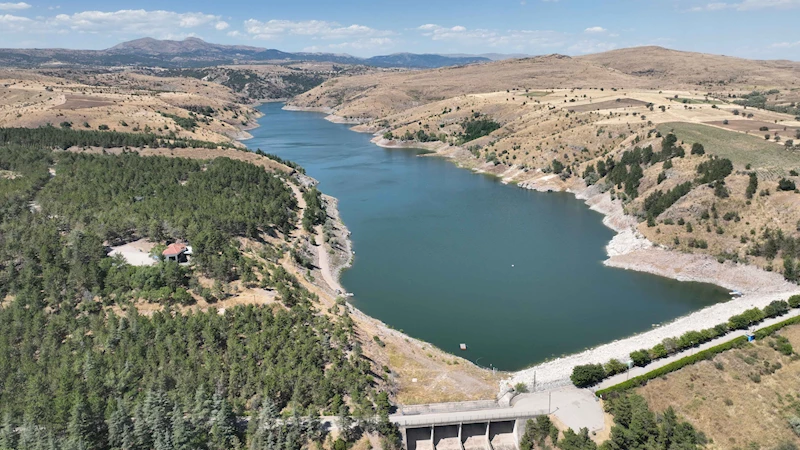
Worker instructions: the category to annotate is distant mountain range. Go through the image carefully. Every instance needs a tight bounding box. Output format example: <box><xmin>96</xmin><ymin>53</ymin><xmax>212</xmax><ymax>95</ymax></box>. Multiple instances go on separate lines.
<box><xmin>0</xmin><ymin>37</ymin><xmax>493</xmax><ymax>69</ymax></box>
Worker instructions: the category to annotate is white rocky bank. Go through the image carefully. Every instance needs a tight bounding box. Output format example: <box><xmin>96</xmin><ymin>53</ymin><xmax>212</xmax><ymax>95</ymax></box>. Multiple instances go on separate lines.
<box><xmin>504</xmin><ymin>181</ymin><xmax>800</xmax><ymax>393</ymax></box>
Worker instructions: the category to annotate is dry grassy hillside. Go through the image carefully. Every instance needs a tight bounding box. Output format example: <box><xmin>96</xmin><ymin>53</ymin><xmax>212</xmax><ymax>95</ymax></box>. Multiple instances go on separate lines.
<box><xmin>637</xmin><ymin>324</ymin><xmax>800</xmax><ymax>449</ymax></box>
<box><xmin>290</xmin><ymin>46</ymin><xmax>800</xmax><ymax>121</ymax></box>
<box><xmin>0</xmin><ymin>68</ymin><xmax>260</xmax><ymax>145</ymax></box>
<box><xmin>289</xmin><ymin>46</ymin><xmax>800</xmax><ymax>280</ymax></box>
<box><xmin>578</xmin><ymin>46</ymin><xmax>800</xmax><ymax>89</ymax></box>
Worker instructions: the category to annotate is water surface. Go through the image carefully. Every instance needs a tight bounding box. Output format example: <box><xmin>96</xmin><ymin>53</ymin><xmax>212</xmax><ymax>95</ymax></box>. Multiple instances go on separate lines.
<box><xmin>246</xmin><ymin>103</ymin><xmax>729</xmax><ymax>371</ymax></box>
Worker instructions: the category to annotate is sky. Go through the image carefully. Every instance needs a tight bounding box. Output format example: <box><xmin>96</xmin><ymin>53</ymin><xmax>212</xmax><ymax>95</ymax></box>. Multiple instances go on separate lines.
<box><xmin>0</xmin><ymin>0</ymin><xmax>798</xmax><ymax>59</ymax></box>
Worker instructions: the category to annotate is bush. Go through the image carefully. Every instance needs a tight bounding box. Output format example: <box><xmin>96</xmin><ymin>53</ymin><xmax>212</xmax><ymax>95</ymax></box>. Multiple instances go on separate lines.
<box><xmin>630</xmin><ymin>349</ymin><xmax>652</xmax><ymax>367</ymax></box>
<box><xmin>754</xmin><ymin>315</ymin><xmax>800</xmax><ymax>339</ymax></box>
<box><xmin>729</xmin><ymin>307</ymin><xmax>766</xmax><ymax>330</ymax></box>
<box><xmin>764</xmin><ymin>300</ymin><xmax>790</xmax><ymax>318</ymax></box>
<box><xmin>690</xmin><ymin>142</ymin><xmax>705</xmax><ymax>155</ymax></box>
<box><xmin>596</xmin><ymin>337</ymin><xmax>747</xmax><ymax>397</ymax></box>
<box><xmin>696</xmin><ymin>158</ymin><xmax>733</xmax><ymax>183</ymax></box>
<box><xmin>604</xmin><ymin>359</ymin><xmax>628</xmax><ymax>376</ymax></box>
<box><xmin>570</xmin><ymin>364</ymin><xmax>606</xmax><ymax>388</ymax></box>
<box><xmin>650</xmin><ymin>343</ymin><xmax>667</xmax><ymax>359</ymax></box>
<box><xmin>778</xmin><ymin>178</ymin><xmax>797</xmax><ymax>191</ymax></box>
<box><xmin>789</xmin><ymin>294</ymin><xmax>800</xmax><ymax>308</ymax></box>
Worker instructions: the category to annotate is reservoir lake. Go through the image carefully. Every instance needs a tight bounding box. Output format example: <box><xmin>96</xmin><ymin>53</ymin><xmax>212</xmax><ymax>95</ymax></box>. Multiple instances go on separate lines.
<box><xmin>246</xmin><ymin>103</ymin><xmax>729</xmax><ymax>371</ymax></box>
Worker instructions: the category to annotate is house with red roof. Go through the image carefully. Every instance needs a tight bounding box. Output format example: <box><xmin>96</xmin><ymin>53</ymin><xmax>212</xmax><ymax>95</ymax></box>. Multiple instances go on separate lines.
<box><xmin>162</xmin><ymin>242</ymin><xmax>190</xmax><ymax>262</ymax></box>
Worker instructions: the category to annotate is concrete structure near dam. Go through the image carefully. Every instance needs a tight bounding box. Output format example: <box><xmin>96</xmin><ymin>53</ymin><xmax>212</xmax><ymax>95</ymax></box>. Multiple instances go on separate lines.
<box><xmin>402</xmin><ymin>419</ymin><xmax>530</xmax><ymax>450</ymax></box>
<box><xmin>390</xmin><ymin>387</ymin><xmax>606</xmax><ymax>450</ymax></box>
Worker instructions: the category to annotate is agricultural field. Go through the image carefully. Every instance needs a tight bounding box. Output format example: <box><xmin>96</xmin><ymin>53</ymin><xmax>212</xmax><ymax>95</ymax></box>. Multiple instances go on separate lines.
<box><xmin>657</xmin><ymin>122</ymin><xmax>800</xmax><ymax>177</ymax></box>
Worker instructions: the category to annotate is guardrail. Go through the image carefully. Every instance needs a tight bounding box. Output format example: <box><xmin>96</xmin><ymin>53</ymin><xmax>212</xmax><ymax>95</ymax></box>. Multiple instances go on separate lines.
<box><xmin>393</xmin><ymin>409</ymin><xmax>548</xmax><ymax>428</ymax></box>
<box><xmin>400</xmin><ymin>400</ymin><xmax>500</xmax><ymax>416</ymax></box>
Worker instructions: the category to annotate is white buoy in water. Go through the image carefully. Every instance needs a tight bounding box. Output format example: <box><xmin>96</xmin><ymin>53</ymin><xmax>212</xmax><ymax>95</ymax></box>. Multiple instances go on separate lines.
<box><xmin>512</xmin><ymin>264</ymin><xmax>515</xmax><ymax>267</ymax></box>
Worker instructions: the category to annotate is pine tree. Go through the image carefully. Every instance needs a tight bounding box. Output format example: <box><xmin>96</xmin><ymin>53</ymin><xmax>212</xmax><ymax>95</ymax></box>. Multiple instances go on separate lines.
<box><xmin>18</xmin><ymin>418</ymin><xmax>37</xmax><ymax>450</ymax></box>
<box><xmin>66</xmin><ymin>393</ymin><xmax>99</xmax><ymax>450</ymax></box>
<box><xmin>106</xmin><ymin>400</ymin><xmax>133</xmax><ymax>450</ymax></box>
<box><xmin>171</xmin><ymin>404</ymin><xmax>191</xmax><ymax>450</ymax></box>
<box><xmin>337</xmin><ymin>404</ymin><xmax>354</xmax><ymax>443</ymax></box>
<box><xmin>209</xmin><ymin>399</ymin><xmax>236</xmax><ymax>450</ymax></box>
<box><xmin>0</xmin><ymin>412</ymin><xmax>18</xmax><ymax>450</ymax></box>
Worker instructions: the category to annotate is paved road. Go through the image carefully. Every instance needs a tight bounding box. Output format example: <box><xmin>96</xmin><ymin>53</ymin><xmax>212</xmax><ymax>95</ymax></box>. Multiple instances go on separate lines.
<box><xmin>594</xmin><ymin>308</ymin><xmax>800</xmax><ymax>391</ymax></box>
<box><xmin>391</xmin><ymin>386</ymin><xmax>604</xmax><ymax>434</ymax></box>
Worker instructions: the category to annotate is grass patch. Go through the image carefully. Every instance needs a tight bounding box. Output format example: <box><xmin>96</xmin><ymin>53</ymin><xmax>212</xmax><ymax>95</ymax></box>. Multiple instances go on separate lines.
<box><xmin>598</xmin><ymin>313</ymin><xmax>800</xmax><ymax>397</ymax></box>
<box><xmin>667</xmin><ymin>97</ymin><xmax>724</xmax><ymax>105</ymax></box>
<box><xmin>657</xmin><ymin>122</ymin><xmax>800</xmax><ymax>173</ymax></box>
<box><xmin>596</xmin><ymin>337</ymin><xmax>748</xmax><ymax>397</ymax></box>
<box><xmin>523</xmin><ymin>91</ymin><xmax>552</xmax><ymax>97</ymax></box>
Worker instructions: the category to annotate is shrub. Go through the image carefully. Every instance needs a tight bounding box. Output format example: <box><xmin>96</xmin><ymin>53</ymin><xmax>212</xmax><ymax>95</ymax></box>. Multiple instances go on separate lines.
<box><xmin>690</xmin><ymin>142</ymin><xmax>705</xmax><ymax>155</ymax></box>
<box><xmin>773</xmin><ymin>335</ymin><xmax>794</xmax><ymax>356</ymax></box>
<box><xmin>596</xmin><ymin>337</ymin><xmax>747</xmax><ymax>397</ymax></box>
<box><xmin>789</xmin><ymin>294</ymin><xmax>800</xmax><ymax>308</ymax></box>
<box><xmin>604</xmin><ymin>359</ymin><xmax>628</xmax><ymax>376</ymax></box>
<box><xmin>746</xmin><ymin>173</ymin><xmax>758</xmax><ymax>199</ymax></box>
<box><xmin>789</xmin><ymin>416</ymin><xmax>800</xmax><ymax>437</ymax></box>
<box><xmin>764</xmin><ymin>300</ymin><xmax>790</xmax><ymax>318</ymax></box>
<box><xmin>650</xmin><ymin>343</ymin><xmax>667</xmax><ymax>359</ymax></box>
<box><xmin>514</xmin><ymin>382</ymin><xmax>529</xmax><ymax>393</ymax></box>
<box><xmin>630</xmin><ymin>349</ymin><xmax>652</xmax><ymax>367</ymax></box>
<box><xmin>778</xmin><ymin>178</ymin><xmax>796</xmax><ymax>191</ymax></box>
<box><xmin>697</xmin><ymin>158</ymin><xmax>733</xmax><ymax>183</ymax></box>
<box><xmin>570</xmin><ymin>364</ymin><xmax>606</xmax><ymax>388</ymax></box>
<box><xmin>728</xmin><ymin>307</ymin><xmax>766</xmax><ymax>330</ymax></box>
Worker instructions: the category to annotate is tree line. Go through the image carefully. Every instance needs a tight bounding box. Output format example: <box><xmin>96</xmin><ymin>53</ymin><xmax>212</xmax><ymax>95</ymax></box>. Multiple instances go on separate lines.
<box><xmin>0</xmin><ymin>140</ymin><xmax>397</xmax><ymax>449</ymax></box>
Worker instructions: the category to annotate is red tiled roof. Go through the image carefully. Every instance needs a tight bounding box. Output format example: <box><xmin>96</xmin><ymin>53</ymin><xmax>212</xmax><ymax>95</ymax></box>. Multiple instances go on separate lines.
<box><xmin>162</xmin><ymin>243</ymin><xmax>187</xmax><ymax>257</ymax></box>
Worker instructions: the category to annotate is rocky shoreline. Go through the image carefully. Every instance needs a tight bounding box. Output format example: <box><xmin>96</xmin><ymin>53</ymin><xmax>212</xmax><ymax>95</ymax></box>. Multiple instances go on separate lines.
<box><xmin>356</xmin><ymin>133</ymin><xmax>800</xmax><ymax>392</ymax></box>
<box><xmin>278</xmin><ymin>105</ymin><xmax>800</xmax><ymax>396</ymax></box>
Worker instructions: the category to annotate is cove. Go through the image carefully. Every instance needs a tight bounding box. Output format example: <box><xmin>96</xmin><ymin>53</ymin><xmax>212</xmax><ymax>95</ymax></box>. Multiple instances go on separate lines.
<box><xmin>246</xmin><ymin>103</ymin><xmax>730</xmax><ymax>371</ymax></box>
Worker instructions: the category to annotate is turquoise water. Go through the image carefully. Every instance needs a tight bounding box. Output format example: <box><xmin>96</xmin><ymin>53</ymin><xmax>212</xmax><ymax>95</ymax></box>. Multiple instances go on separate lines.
<box><xmin>246</xmin><ymin>103</ymin><xmax>729</xmax><ymax>371</ymax></box>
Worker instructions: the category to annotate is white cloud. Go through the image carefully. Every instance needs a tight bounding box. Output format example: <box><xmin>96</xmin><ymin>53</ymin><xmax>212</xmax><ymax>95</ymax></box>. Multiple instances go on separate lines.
<box><xmin>691</xmin><ymin>0</ymin><xmax>800</xmax><ymax>10</ymax></box>
<box><xmin>568</xmin><ymin>40</ymin><xmax>617</xmax><ymax>54</ymax></box>
<box><xmin>328</xmin><ymin>37</ymin><xmax>395</xmax><ymax>50</ymax></box>
<box><xmin>0</xmin><ymin>13</ymin><xmax>32</xmax><ymax>31</ymax></box>
<box><xmin>771</xmin><ymin>40</ymin><xmax>800</xmax><ymax>48</ymax></box>
<box><xmin>584</xmin><ymin>26</ymin><xmax>606</xmax><ymax>33</ymax></box>
<box><xmin>0</xmin><ymin>2</ymin><xmax>31</xmax><ymax>11</ymax></box>
<box><xmin>215</xmin><ymin>21</ymin><xmax>229</xmax><ymax>30</ymax></box>
<box><xmin>48</xmin><ymin>9</ymin><xmax>223</xmax><ymax>35</ymax></box>
<box><xmin>416</xmin><ymin>23</ymin><xmax>566</xmax><ymax>50</ymax></box>
<box><xmin>242</xmin><ymin>19</ymin><xmax>393</xmax><ymax>41</ymax></box>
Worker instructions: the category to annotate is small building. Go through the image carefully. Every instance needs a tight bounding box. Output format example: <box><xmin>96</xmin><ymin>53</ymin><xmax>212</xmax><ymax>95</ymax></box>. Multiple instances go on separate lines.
<box><xmin>162</xmin><ymin>243</ymin><xmax>189</xmax><ymax>262</ymax></box>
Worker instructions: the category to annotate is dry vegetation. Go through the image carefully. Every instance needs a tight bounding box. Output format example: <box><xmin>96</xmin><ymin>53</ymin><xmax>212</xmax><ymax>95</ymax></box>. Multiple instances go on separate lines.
<box><xmin>638</xmin><ymin>324</ymin><xmax>800</xmax><ymax>449</ymax></box>
<box><xmin>289</xmin><ymin>46</ymin><xmax>800</xmax><ymax>277</ymax></box>
<box><xmin>0</xmin><ymin>68</ymin><xmax>262</xmax><ymax>144</ymax></box>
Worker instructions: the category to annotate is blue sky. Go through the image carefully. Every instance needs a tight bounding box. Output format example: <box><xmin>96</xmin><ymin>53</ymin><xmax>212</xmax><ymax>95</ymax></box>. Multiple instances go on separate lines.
<box><xmin>0</xmin><ymin>0</ymin><xmax>798</xmax><ymax>59</ymax></box>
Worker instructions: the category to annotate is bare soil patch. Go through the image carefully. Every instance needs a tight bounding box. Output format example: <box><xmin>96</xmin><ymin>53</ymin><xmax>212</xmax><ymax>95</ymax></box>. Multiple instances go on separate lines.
<box><xmin>567</xmin><ymin>98</ymin><xmax>649</xmax><ymax>112</ymax></box>
<box><xmin>707</xmin><ymin>119</ymin><xmax>799</xmax><ymax>135</ymax></box>
<box><xmin>53</xmin><ymin>95</ymin><xmax>114</xmax><ymax>110</ymax></box>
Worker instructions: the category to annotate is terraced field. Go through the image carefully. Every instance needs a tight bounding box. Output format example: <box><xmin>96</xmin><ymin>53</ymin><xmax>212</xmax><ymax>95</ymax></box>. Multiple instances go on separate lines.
<box><xmin>657</xmin><ymin>122</ymin><xmax>800</xmax><ymax>177</ymax></box>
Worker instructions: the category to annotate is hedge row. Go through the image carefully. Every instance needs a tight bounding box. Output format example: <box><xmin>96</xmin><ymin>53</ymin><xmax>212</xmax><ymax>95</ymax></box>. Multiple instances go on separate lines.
<box><xmin>596</xmin><ymin>336</ymin><xmax>748</xmax><ymax>397</ymax></box>
<box><xmin>596</xmin><ymin>311</ymin><xmax>800</xmax><ymax>397</ymax></box>
<box><xmin>754</xmin><ymin>314</ymin><xmax>800</xmax><ymax>339</ymax></box>
<box><xmin>572</xmin><ymin>297</ymin><xmax>800</xmax><ymax>389</ymax></box>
